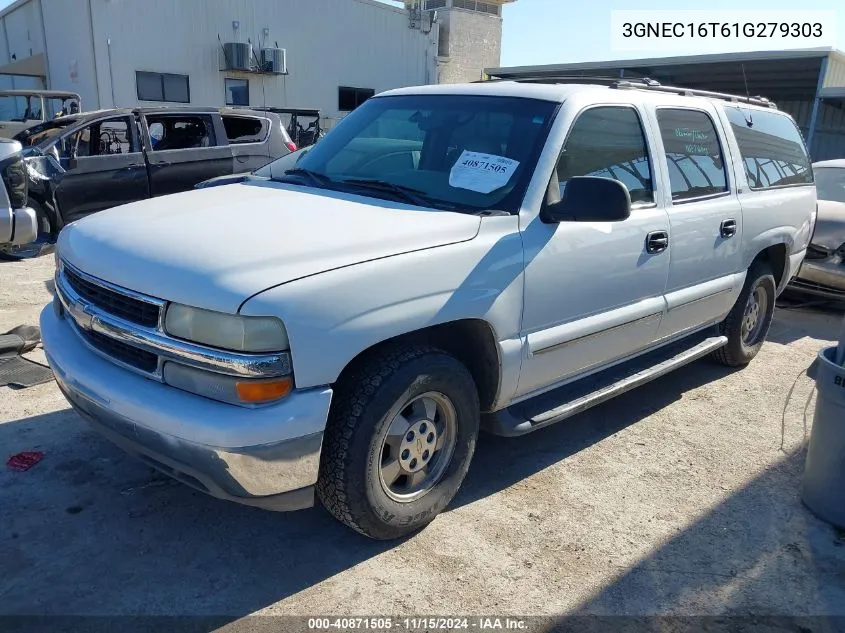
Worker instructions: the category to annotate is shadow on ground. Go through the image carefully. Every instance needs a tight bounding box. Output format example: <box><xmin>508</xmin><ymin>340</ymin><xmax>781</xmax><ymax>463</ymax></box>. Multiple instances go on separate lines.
<box><xmin>546</xmin><ymin>446</ymin><xmax>845</xmax><ymax>631</ymax></box>
<box><xmin>1</xmin><ymin>307</ymin><xmax>842</xmax><ymax>623</ymax></box>
<box><xmin>1</xmin><ymin>353</ymin><xmax>738</xmax><ymax>620</ymax></box>
<box><xmin>771</xmin><ymin>301</ymin><xmax>844</xmax><ymax>345</ymax></box>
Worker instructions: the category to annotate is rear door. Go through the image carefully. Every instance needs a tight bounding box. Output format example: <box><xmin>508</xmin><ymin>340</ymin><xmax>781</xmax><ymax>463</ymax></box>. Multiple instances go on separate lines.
<box><xmin>222</xmin><ymin>113</ymin><xmax>279</xmax><ymax>173</ymax></box>
<box><xmin>647</xmin><ymin>105</ymin><xmax>746</xmax><ymax>340</ymax></box>
<box><xmin>141</xmin><ymin>112</ymin><xmax>233</xmax><ymax>197</ymax></box>
<box><xmin>52</xmin><ymin>115</ymin><xmax>150</xmax><ymax>223</ymax></box>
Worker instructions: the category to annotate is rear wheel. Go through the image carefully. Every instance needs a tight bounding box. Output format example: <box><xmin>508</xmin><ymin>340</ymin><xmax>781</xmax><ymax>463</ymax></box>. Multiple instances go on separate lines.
<box><xmin>711</xmin><ymin>261</ymin><xmax>776</xmax><ymax>367</ymax></box>
<box><xmin>317</xmin><ymin>344</ymin><xmax>479</xmax><ymax>540</ymax></box>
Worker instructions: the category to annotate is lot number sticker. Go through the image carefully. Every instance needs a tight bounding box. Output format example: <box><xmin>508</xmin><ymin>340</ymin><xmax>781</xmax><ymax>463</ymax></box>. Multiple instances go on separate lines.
<box><xmin>449</xmin><ymin>150</ymin><xmax>520</xmax><ymax>194</ymax></box>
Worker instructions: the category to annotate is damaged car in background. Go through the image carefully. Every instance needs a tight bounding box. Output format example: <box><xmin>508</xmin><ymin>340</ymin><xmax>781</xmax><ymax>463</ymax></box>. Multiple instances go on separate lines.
<box><xmin>12</xmin><ymin>106</ymin><xmax>295</xmax><ymax>250</ymax></box>
<box><xmin>788</xmin><ymin>159</ymin><xmax>845</xmax><ymax>302</ymax></box>
<box><xmin>0</xmin><ymin>138</ymin><xmax>37</xmax><ymax>256</ymax></box>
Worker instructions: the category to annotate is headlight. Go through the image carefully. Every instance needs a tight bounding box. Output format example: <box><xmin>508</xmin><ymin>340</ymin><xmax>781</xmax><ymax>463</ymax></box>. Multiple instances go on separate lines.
<box><xmin>164</xmin><ymin>303</ymin><xmax>289</xmax><ymax>352</ymax></box>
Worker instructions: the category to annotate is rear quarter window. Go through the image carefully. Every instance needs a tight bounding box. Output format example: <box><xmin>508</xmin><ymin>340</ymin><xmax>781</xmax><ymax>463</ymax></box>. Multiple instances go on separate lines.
<box><xmin>724</xmin><ymin>107</ymin><xmax>813</xmax><ymax>190</ymax></box>
<box><xmin>222</xmin><ymin>115</ymin><xmax>269</xmax><ymax>144</ymax></box>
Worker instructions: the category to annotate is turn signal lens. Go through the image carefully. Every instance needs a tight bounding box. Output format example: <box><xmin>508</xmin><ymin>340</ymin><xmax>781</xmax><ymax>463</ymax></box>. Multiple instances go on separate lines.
<box><xmin>236</xmin><ymin>377</ymin><xmax>293</xmax><ymax>403</ymax></box>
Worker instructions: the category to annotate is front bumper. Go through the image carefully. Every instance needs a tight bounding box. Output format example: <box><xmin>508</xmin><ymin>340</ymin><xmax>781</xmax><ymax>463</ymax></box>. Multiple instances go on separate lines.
<box><xmin>41</xmin><ymin>302</ymin><xmax>333</xmax><ymax>511</ymax></box>
<box><xmin>0</xmin><ymin>206</ymin><xmax>37</xmax><ymax>246</ymax></box>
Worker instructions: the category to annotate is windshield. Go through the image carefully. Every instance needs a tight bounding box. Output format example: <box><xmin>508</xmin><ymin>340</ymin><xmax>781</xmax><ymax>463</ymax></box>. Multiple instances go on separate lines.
<box><xmin>14</xmin><ymin>117</ymin><xmax>80</xmax><ymax>147</ymax></box>
<box><xmin>0</xmin><ymin>95</ymin><xmax>42</xmax><ymax>122</ymax></box>
<box><xmin>815</xmin><ymin>167</ymin><xmax>845</xmax><ymax>204</ymax></box>
<box><xmin>272</xmin><ymin>94</ymin><xmax>558</xmax><ymax>213</ymax></box>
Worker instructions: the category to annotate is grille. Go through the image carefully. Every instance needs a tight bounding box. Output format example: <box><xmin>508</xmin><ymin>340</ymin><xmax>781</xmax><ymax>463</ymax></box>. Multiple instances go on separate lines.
<box><xmin>83</xmin><ymin>329</ymin><xmax>158</xmax><ymax>374</ymax></box>
<box><xmin>64</xmin><ymin>266</ymin><xmax>160</xmax><ymax>328</ymax></box>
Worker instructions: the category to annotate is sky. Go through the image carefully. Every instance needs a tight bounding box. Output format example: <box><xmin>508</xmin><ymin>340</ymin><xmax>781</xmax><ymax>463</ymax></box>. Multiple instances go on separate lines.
<box><xmin>385</xmin><ymin>0</ymin><xmax>845</xmax><ymax>67</ymax></box>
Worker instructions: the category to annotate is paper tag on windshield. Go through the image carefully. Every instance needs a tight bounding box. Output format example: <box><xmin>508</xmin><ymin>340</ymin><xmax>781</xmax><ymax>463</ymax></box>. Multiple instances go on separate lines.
<box><xmin>449</xmin><ymin>151</ymin><xmax>519</xmax><ymax>194</ymax></box>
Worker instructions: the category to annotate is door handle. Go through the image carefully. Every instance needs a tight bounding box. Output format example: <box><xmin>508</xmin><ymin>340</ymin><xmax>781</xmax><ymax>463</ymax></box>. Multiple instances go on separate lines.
<box><xmin>720</xmin><ymin>219</ymin><xmax>737</xmax><ymax>238</ymax></box>
<box><xmin>646</xmin><ymin>230</ymin><xmax>669</xmax><ymax>254</ymax></box>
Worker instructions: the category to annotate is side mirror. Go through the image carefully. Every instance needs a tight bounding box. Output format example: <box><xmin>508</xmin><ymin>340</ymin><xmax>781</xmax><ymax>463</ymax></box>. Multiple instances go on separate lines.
<box><xmin>542</xmin><ymin>176</ymin><xmax>631</xmax><ymax>224</ymax></box>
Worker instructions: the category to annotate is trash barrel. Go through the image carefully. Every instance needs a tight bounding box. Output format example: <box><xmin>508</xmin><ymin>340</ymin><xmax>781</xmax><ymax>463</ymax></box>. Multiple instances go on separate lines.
<box><xmin>801</xmin><ymin>346</ymin><xmax>845</xmax><ymax>529</ymax></box>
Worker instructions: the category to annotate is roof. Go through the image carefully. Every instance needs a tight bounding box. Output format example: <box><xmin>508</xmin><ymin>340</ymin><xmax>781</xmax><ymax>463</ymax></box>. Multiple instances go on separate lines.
<box><xmin>814</xmin><ymin>159</ymin><xmax>845</xmax><ymax>169</ymax></box>
<box><xmin>379</xmin><ymin>81</ymin><xmax>579</xmax><ymax>102</ymax></box>
<box><xmin>45</xmin><ymin>106</ymin><xmax>278</xmax><ymax>125</ymax></box>
<box><xmin>0</xmin><ymin>89</ymin><xmax>81</xmax><ymax>99</ymax></box>
<box><xmin>377</xmin><ymin>80</ymin><xmax>785</xmax><ymax>113</ymax></box>
<box><xmin>487</xmin><ymin>48</ymin><xmax>845</xmax><ymax>102</ymax></box>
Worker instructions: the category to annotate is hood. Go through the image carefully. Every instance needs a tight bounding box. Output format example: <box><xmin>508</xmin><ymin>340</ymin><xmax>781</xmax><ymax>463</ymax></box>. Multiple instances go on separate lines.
<box><xmin>812</xmin><ymin>200</ymin><xmax>845</xmax><ymax>252</ymax></box>
<box><xmin>59</xmin><ymin>181</ymin><xmax>481</xmax><ymax>313</ymax></box>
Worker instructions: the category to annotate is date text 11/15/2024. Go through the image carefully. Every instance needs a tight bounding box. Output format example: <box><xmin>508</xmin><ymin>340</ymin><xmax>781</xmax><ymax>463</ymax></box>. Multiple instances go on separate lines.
<box><xmin>308</xmin><ymin>617</ymin><xmax>528</xmax><ymax>630</ymax></box>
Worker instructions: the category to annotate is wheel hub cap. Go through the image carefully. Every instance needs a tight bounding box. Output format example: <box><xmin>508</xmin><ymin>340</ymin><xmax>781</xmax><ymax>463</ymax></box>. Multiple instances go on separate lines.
<box><xmin>377</xmin><ymin>391</ymin><xmax>457</xmax><ymax>503</ymax></box>
<box><xmin>398</xmin><ymin>419</ymin><xmax>437</xmax><ymax>473</ymax></box>
<box><xmin>741</xmin><ymin>285</ymin><xmax>768</xmax><ymax>344</ymax></box>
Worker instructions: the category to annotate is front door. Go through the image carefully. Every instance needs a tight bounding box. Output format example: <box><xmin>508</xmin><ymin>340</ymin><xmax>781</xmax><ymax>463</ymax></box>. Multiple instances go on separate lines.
<box><xmin>53</xmin><ymin>115</ymin><xmax>150</xmax><ymax>224</ymax></box>
<box><xmin>516</xmin><ymin>105</ymin><xmax>671</xmax><ymax>399</ymax></box>
<box><xmin>142</xmin><ymin>113</ymin><xmax>233</xmax><ymax>197</ymax></box>
<box><xmin>648</xmin><ymin>106</ymin><xmax>745</xmax><ymax>340</ymax></box>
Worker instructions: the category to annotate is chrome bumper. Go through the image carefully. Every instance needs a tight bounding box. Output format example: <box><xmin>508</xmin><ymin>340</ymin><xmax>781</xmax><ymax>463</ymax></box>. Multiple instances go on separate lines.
<box><xmin>789</xmin><ymin>256</ymin><xmax>845</xmax><ymax>300</ymax></box>
<box><xmin>41</xmin><ymin>303</ymin><xmax>333</xmax><ymax>512</ymax></box>
<box><xmin>0</xmin><ymin>206</ymin><xmax>37</xmax><ymax>245</ymax></box>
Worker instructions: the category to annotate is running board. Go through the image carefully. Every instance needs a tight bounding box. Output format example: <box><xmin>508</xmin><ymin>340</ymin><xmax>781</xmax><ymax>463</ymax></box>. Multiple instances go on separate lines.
<box><xmin>484</xmin><ymin>333</ymin><xmax>728</xmax><ymax>437</ymax></box>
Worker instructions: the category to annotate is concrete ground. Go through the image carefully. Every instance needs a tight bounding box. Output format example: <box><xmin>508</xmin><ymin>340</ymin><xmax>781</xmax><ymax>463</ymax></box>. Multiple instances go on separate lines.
<box><xmin>1</xmin><ymin>254</ymin><xmax>844</xmax><ymax>625</ymax></box>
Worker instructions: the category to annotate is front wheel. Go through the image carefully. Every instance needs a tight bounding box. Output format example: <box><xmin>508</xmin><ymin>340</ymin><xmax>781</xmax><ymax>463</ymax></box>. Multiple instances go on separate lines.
<box><xmin>317</xmin><ymin>344</ymin><xmax>479</xmax><ymax>540</ymax></box>
<box><xmin>711</xmin><ymin>261</ymin><xmax>776</xmax><ymax>367</ymax></box>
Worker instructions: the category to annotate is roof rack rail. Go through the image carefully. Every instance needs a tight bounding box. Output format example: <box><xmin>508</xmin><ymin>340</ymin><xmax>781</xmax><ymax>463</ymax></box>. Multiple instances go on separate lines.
<box><xmin>479</xmin><ymin>74</ymin><xmax>777</xmax><ymax>109</ymax></box>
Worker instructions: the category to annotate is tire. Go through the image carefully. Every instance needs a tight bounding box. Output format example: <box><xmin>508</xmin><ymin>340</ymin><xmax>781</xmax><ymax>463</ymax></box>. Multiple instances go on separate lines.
<box><xmin>711</xmin><ymin>261</ymin><xmax>777</xmax><ymax>367</ymax></box>
<box><xmin>317</xmin><ymin>344</ymin><xmax>480</xmax><ymax>540</ymax></box>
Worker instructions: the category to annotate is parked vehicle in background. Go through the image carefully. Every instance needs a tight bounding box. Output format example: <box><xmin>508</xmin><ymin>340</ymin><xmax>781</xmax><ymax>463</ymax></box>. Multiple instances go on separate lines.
<box><xmin>0</xmin><ymin>138</ymin><xmax>37</xmax><ymax>254</ymax></box>
<box><xmin>245</xmin><ymin>107</ymin><xmax>323</xmax><ymax>149</ymax></box>
<box><xmin>788</xmin><ymin>159</ymin><xmax>845</xmax><ymax>302</ymax></box>
<box><xmin>13</xmin><ymin>106</ymin><xmax>293</xmax><ymax>245</ymax></box>
<box><xmin>195</xmin><ymin>145</ymin><xmax>312</xmax><ymax>189</ymax></box>
<box><xmin>41</xmin><ymin>79</ymin><xmax>815</xmax><ymax>539</ymax></box>
<box><xmin>0</xmin><ymin>90</ymin><xmax>81</xmax><ymax>139</ymax></box>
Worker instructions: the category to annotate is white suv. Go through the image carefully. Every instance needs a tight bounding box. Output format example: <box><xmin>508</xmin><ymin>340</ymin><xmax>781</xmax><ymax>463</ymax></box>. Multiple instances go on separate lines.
<box><xmin>41</xmin><ymin>78</ymin><xmax>816</xmax><ymax>539</ymax></box>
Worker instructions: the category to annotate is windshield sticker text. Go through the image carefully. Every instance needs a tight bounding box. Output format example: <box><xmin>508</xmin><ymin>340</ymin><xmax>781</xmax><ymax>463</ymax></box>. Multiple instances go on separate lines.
<box><xmin>449</xmin><ymin>150</ymin><xmax>520</xmax><ymax>194</ymax></box>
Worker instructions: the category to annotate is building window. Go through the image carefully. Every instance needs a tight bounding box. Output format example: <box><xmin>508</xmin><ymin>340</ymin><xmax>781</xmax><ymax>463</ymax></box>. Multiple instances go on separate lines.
<box><xmin>338</xmin><ymin>86</ymin><xmax>375</xmax><ymax>112</ymax></box>
<box><xmin>225</xmin><ymin>78</ymin><xmax>249</xmax><ymax>106</ymax></box>
<box><xmin>452</xmin><ymin>0</ymin><xmax>501</xmax><ymax>15</ymax></box>
<box><xmin>136</xmin><ymin>71</ymin><xmax>190</xmax><ymax>103</ymax></box>
<box><xmin>424</xmin><ymin>0</ymin><xmax>447</xmax><ymax>9</ymax></box>
<box><xmin>656</xmin><ymin>108</ymin><xmax>728</xmax><ymax>202</ymax></box>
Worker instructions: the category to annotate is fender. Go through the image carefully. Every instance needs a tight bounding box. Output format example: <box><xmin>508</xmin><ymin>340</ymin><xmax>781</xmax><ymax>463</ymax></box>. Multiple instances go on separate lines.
<box><xmin>239</xmin><ymin>215</ymin><xmax>525</xmax><ymax>391</ymax></box>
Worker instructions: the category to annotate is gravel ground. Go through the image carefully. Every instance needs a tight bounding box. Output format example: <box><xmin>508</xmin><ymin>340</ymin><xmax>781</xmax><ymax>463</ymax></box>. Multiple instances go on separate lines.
<box><xmin>1</xmin><ymin>254</ymin><xmax>844</xmax><ymax>625</ymax></box>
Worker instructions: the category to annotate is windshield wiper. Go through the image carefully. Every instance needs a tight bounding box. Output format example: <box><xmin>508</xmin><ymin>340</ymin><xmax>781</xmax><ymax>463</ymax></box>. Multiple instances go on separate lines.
<box><xmin>282</xmin><ymin>168</ymin><xmax>333</xmax><ymax>188</ymax></box>
<box><xmin>341</xmin><ymin>178</ymin><xmax>446</xmax><ymax>208</ymax></box>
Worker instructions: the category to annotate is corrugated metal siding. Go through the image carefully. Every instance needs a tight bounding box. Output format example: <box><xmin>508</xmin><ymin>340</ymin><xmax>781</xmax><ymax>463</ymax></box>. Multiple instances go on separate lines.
<box><xmin>823</xmin><ymin>55</ymin><xmax>845</xmax><ymax>89</ymax></box>
<box><xmin>3</xmin><ymin>0</ymin><xmax>44</xmax><ymax>63</ymax></box>
<box><xmin>38</xmin><ymin>0</ymin><xmax>438</xmax><ymax>123</ymax></box>
<box><xmin>40</xmin><ymin>0</ymin><xmax>97</xmax><ymax>108</ymax></box>
<box><xmin>779</xmin><ymin>99</ymin><xmax>845</xmax><ymax>161</ymax></box>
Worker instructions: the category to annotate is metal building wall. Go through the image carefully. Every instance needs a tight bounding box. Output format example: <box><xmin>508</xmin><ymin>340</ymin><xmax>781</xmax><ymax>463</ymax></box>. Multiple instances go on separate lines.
<box><xmin>780</xmin><ymin>100</ymin><xmax>845</xmax><ymax>162</ymax></box>
<box><xmin>36</xmin><ymin>0</ymin><xmax>438</xmax><ymax>127</ymax></box>
<box><xmin>0</xmin><ymin>0</ymin><xmax>47</xmax><ymax>91</ymax></box>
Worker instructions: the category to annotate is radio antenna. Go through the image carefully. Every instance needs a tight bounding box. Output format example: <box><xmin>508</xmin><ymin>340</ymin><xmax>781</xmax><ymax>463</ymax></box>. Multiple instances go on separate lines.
<box><xmin>741</xmin><ymin>63</ymin><xmax>754</xmax><ymax>126</ymax></box>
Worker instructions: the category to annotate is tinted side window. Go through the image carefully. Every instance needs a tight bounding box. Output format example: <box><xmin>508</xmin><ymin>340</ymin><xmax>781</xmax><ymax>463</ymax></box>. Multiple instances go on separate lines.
<box><xmin>657</xmin><ymin>109</ymin><xmax>727</xmax><ymax>202</ymax></box>
<box><xmin>724</xmin><ymin>107</ymin><xmax>812</xmax><ymax>189</ymax></box>
<box><xmin>146</xmin><ymin>115</ymin><xmax>215</xmax><ymax>151</ymax></box>
<box><xmin>557</xmin><ymin>106</ymin><xmax>653</xmax><ymax>204</ymax></box>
